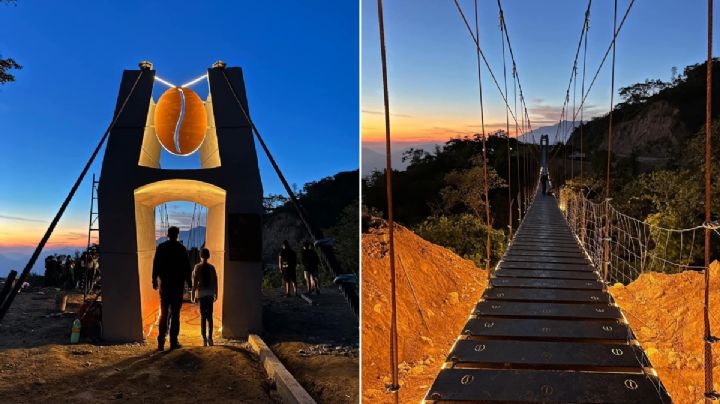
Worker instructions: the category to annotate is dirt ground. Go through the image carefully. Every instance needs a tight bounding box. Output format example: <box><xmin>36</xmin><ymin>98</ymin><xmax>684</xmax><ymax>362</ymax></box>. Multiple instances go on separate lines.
<box><xmin>361</xmin><ymin>222</ymin><xmax>487</xmax><ymax>403</ymax></box>
<box><xmin>262</xmin><ymin>287</ymin><xmax>359</xmax><ymax>404</ymax></box>
<box><xmin>0</xmin><ymin>289</ymin><xmax>276</xmax><ymax>403</ymax></box>
<box><xmin>0</xmin><ymin>284</ymin><xmax>359</xmax><ymax>403</ymax></box>
<box><xmin>610</xmin><ymin>261</ymin><xmax>720</xmax><ymax>404</ymax></box>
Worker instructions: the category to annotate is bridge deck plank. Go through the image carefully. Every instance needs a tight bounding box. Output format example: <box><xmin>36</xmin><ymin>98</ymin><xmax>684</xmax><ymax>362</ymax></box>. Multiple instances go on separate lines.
<box><xmin>425</xmin><ymin>192</ymin><xmax>670</xmax><ymax>403</ymax></box>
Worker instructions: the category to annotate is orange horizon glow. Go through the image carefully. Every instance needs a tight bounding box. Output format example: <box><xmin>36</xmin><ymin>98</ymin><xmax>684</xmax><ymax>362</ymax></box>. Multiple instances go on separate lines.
<box><xmin>361</xmin><ymin>110</ymin><xmax>532</xmax><ymax>145</ymax></box>
<box><xmin>0</xmin><ymin>224</ymin><xmax>90</xmax><ymax>250</ymax></box>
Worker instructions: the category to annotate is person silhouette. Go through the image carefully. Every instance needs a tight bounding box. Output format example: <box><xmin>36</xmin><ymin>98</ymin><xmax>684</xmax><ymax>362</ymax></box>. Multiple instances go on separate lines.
<box><xmin>191</xmin><ymin>248</ymin><xmax>218</xmax><ymax>347</ymax></box>
<box><xmin>278</xmin><ymin>240</ymin><xmax>297</xmax><ymax>297</ymax></box>
<box><xmin>152</xmin><ymin>226</ymin><xmax>191</xmax><ymax>351</ymax></box>
<box><xmin>541</xmin><ymin>172</ymin><xmax>549</xmax><ymax>196</ymax></box>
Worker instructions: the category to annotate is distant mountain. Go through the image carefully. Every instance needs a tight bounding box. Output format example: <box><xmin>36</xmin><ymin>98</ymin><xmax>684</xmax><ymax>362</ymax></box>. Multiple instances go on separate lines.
<box><xmin>157</xmin><ymin>226</ymin><xmax>207</xmax><ymax>248</ymax></box>
<box><xmin>362</xmin><ymin>142</ymin><xmax>442</xmax><ymax>177</ymax></box>
<box><xmin>0</xmin><ymin>247</ymin><xmax>82</xmax><ymax>278</ymax></box>
<box><xmin>518</xmin><ymin>121</ymin><xmax>582</xmax><ymax>145</ymax></box>
<box><xmin>0</xmin><ymin>254</ymin><xmax>21</xmax><ymax>278</ymax></box>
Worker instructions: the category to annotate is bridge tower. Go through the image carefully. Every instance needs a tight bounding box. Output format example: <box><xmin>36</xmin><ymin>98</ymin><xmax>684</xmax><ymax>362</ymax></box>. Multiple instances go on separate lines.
<box><xmin>540</xmin><ymin>134</ymin><xmax>549</xmax><ymax>175</ymax></box>
<box><xmin>98</xmin><ymin>62</ymin><xmax>264</xmax><ymax>342</ymax></box>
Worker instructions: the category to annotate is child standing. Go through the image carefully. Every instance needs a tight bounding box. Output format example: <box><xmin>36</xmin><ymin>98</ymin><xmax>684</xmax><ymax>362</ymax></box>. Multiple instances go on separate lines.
<box><xmin>192</xmin><ymin>248</ymin><xmax>218</xmax><ymax>346</ymax></box>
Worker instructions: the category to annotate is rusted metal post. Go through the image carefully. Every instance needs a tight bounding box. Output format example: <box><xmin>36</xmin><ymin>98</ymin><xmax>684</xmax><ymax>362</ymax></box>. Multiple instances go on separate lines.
<box><xmin>377</xmin><ymin>1</ymin><xmax>399</xmax><ymax>402</ymax></box>
<box><xmin>703</xmin><ymin>0</ymin><xmax>715</xmax><ymax>401</ymax></box>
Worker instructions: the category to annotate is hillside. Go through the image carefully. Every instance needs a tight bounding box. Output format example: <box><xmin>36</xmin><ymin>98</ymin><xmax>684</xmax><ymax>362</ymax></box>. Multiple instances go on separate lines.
<box><xmin>518</xmin><ymin>120</ymin><xmax>581</xmax><ymax>145</ymax></box>
<box><xmin>567</xmin><ymin>60</ymin><xmax>720</xmax><ymax>162</ymax></box>
<box><xmin>361</xmin><ymin>219</ymin><xmax>487</xmax><ymax>403</ymax></box>
<box><xmin>609</xmin><ymin>262</ymin><xmax>720</xmax><ymax>403</ymax></box>
<box><xmin>263</xmin><ymin>170</ymin><xmax>359</xmax><ymax>284</ymax></box>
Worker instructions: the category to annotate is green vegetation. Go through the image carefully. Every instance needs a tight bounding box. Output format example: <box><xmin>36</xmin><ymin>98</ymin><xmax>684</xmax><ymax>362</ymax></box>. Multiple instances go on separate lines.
<box><xmin>416</xmin><ymin>214</ymin><xmax>506</xmax><ymax>267</ymax></box>
<box><xmin>363</xmin><ymin>134</ymin><xmax>537</xmax><ymax>266</ymax></box>
<box><xmin>263</xmin><ymin>170</ymin><xmax>359</xmax><ymax>288</ymax></box>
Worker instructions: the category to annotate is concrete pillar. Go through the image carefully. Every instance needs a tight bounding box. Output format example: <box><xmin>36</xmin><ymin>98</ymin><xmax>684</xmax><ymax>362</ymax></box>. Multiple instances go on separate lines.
<box><xmin>99</xmin><ymin>65</ymin><xmax>263</xmax><ymax>342</ymax></box>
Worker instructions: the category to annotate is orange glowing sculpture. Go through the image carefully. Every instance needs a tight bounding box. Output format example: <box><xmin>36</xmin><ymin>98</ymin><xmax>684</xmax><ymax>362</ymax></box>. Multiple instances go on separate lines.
<box><xmin>154</xmin><ymin>87</ymin><xmax>207</xmax><ymax>155</ymax></box>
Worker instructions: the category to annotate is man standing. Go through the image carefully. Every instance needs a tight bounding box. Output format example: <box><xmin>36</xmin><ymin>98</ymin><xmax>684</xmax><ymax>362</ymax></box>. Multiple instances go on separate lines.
<box><xmin>278</xmin><ymin>240</ymin><xmax>297</xmax><ymax>297</ymax></box>
<box><xmin>152</xmin><ymin>226</ymin><xmax>191</xmax><ymax>351</ymax></box>
<box><xmin>541</xmin><ymin>170</ymin><xmax>549</xmax><ymax>197</ymax></box>
<box><xmin>301</xmin><ymin>241</ymin><xmax>320</xmax><ymax>295</ymax></box>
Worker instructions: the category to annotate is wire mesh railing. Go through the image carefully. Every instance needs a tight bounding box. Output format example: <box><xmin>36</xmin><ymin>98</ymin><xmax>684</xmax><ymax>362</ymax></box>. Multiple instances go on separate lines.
<box><xmin>559</xmin><ymin>188</ymin><xmax>706</xmax><ymax>285</ymax></box>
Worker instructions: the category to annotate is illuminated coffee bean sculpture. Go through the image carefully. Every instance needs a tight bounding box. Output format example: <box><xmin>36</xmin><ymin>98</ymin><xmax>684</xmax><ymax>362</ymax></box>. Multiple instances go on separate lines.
<box><xmin>154</xmin><ymin>87</ymin><xmax>207</xmax><ymax>155</ymax></box>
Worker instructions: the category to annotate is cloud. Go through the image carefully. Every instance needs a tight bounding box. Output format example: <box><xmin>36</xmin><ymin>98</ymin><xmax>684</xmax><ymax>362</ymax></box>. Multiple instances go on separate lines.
<box><xmin>0</xmin><ymin>214</ymin><xmax>47</xmax><ymax>223</ymax></box>
<box><xmin>527</xmin><ymin>102</ymin><xmax>603</xmax><ymax>127</ymax></box>
<box><xmin>362</xmin><ymin>109</ymin><xmax>413</xmax><ymax>118</ymax></box>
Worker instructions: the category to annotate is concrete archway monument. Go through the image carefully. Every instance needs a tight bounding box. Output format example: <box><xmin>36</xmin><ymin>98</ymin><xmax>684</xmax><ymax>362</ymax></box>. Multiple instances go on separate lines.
<box><xmin>98</xmin><ymin>62</ymin><xmax>263</xmax><ymax>342</ymax></box>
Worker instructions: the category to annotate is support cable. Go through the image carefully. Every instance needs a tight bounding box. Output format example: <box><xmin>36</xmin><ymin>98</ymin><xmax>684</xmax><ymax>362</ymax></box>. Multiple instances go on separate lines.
<box><xmin>469</xmin><ymin>0</ymin><xmax>493</xmax><ymax>276</ymax></box>
<box><xmin>499</xmin><ymin>6</ymin><xmax>513</xmax><ymax>242</ymax></box>
<box><xmin>0</xmin><ymin>70</ymin><xmax>147</xmax><ymax>322</ymax></box>
<box><xmin>580</xmin><ymin>10</ymin><xmax>589</xmax><ymax>178</ymax></box>
<box><xmin>219</xmin><ymin>70</ymin><xmax>359</xmax><ymax>317</ymax></box>
<box><xmin>602</xmin><ymin>0</ymin><xmax>618</xmax><ymax>285</ymax></box>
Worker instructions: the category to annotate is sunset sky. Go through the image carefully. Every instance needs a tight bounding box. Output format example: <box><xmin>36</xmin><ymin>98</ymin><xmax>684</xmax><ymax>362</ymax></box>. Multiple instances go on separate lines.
<box><xmin>0</xmin><ymin>1</ymin><xmax>358</xmax><ymax>250</ymax></box>
<box><xmin>362</xmin><ymin>0</ymin><xmax>720</xmax><ymax>149</ymax></box>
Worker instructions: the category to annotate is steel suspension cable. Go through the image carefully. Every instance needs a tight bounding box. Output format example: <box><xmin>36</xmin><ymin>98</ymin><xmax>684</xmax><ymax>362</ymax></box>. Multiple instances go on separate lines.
<box><xmin>218</xmin><ymin>70</ymin><xmax>359</xmax><ymax>317</ymax></box>
<box><xmin>0</xmin><ymin>70</ymin><xmax>147</xmax><ymax>322</ymax></box>
<box><xmin>602</xmin><ymin>0</ymin><xmax>618</xmax><ymax>285</ymax></box>
<box><xmin>514</xmin><ymin>68</ymin><xmax>522</xmax><ymax>221</ymax></box>
<box><xmin>580</xmin><ymin>11</ymin><xmax>589</xmax><ymax>178</ymax></box>
<box><xmin>500</xmin><ymin>7</ymin><xmax>513</xmax><ymax>242</ymax></box>
<box><xmin>470</xmin><ymin>0</ymin><xmax>493</xmax><ymax>275</ymax></box>
<box><xmin>452</xmin><ymin>0</ymin><xmax>537</xmax><ymax>145</ymax></box>
<box><xmin>570</xmin><ymin>0</ymin><xmax>637</xmax><ymax>125</ymax></box>
<box><xmin>703</xmin><ymin>0</ymin><xmax>715</xmax><ymax>401</ymax></box>
<box><xmin>376</xmin><ymin>1</ymin><xmax>399</xmax><ymax>401</ymax></box>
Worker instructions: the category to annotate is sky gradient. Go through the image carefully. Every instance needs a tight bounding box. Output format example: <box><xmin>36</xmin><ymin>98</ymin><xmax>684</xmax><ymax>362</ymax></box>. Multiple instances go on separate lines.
<box><xmin>362</xmin><ymin>0</ymin><xmax>720</xmax><ymax>149</ymax></box>
<box><xmin>0</xmin><ymin>1</ymin><xmax>358</xmax><ymax>250</ymax></box>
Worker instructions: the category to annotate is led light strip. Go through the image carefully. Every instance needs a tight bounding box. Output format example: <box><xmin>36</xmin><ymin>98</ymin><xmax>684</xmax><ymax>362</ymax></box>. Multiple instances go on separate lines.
<box><xmin>154</xmin><ymin>73</ymin><xmax>208</xmax><ymax>89</ymax></box>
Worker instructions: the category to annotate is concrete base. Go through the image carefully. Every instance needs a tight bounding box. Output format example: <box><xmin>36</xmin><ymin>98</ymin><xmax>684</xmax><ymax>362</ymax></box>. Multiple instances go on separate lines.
<box><xmin>248</xmin><ymin>334</ymin><xmax>316</xmax><ymax>404</ymax></box>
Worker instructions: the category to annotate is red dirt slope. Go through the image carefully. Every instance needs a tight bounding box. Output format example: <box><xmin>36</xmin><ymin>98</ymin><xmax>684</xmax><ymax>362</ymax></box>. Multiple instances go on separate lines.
<box><xmin>362</xmin><ymin>220</ymin><xmax>487</xmax><ymax>403</ymax></box>
<box><xmin>610</xmin><ymin>262</ymin><xmax>720</xmax><ymax>404</ymax></box>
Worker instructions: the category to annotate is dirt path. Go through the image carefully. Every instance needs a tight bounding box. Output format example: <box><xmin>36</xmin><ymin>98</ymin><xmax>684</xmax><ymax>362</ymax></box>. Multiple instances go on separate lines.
<box><xmin>0</xmin><ymin>284</ymin><xmax>358</xmax><ymax>403</ymax></box>
<box><xmin>262</xmin><ymin>287</ymin><xmax>359</xmax><ymax>404</ymax></box>
<box><xmin>0</xmin><ymin>289</ymin><xmax>276</xmax><ymax>403</ymax></box>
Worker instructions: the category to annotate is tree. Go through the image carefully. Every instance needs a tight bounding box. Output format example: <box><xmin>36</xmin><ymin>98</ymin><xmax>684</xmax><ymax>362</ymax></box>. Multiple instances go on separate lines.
<box><xmin>440</xmin><ymin>154</ymin><xmax>506</xmax><ymax>216</ymax></box>
<box><xmin>618</xmin><ymin>79</ymin><xmax>669</xmax><ymax>105</ymax></box>
<box><xmin>415</xmin><ymin>214</ymin><xmax>506</xmax><ymax>267</ymax></box>
<box><xmin>1</xmin><ymin>1</ymin><xmax>21</xmax><ymax>85</ymax></box>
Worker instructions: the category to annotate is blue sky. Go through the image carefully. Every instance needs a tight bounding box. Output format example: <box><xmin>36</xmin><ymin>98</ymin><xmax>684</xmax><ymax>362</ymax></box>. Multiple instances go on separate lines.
<box><xmin>0</xmin><ymin>1</ymin><xmax>358</xmax><ymax>249</ymax></box>
<box><xmin>362</xmin><ymin>0</ymin><xmax>720</xmax><ymax>147</ymax></box>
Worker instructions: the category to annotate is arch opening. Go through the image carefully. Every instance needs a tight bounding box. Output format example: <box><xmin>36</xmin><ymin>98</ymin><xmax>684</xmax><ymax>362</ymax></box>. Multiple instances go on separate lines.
<box><xmin>134</xmin><ymin>179</ymin><xmax>226</xmax><ymax>342</ymax></box>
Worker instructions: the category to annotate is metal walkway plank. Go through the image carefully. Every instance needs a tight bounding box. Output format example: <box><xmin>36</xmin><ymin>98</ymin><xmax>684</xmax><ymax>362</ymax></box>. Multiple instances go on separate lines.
<box><xmin>502</xmin><ymin>255</ymin><xmax>590</xmax><ymax>264</ymax></box>
<box><xmin>498</xmin><ymin>261</ymin><xmax>595</xmax><ymax>271</ymax></box>
<box><xmin>425</xmin><ymin>368</ymin><xmax>670</xmax><ymax>403</ymax></box>
<box><xmin>490</xmin><ymin>277</ymin><xmax>604</xmax><ymax>289</ymax></box>
<box><xmin>475</xmin><ymin>301</ymin><xmax>622</xmax><ymax>319</ymax></box>
<box><xmin>463</xmin><ymin>317</ymin><xmax>630</xmax><ymax>340</ymax></box>
<box><xmin>447</xmin><ymin>339</ymin><xmax>649</xmax><ymax>369</ymax></box>
<box><xmin>484</xmin><ymin>287</ymin><xmax>610</xmax><ymax>303</ymax></box>
<box><xmin>494</xmin><ymin>269</ymin><xmax>597</xmax><ymax>280</ymax></box>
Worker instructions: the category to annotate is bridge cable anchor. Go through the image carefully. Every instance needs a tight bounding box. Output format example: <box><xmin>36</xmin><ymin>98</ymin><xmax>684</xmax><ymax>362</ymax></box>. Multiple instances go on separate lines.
<box><xmin>704</xmin><ymin>335</ymin><xmax>720</xmax><ymax>343</ymax></box>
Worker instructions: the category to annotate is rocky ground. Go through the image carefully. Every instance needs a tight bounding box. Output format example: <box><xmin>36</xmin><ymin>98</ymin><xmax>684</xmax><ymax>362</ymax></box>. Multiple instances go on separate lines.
<box><xmin>0</xmin><ymin>283</ymin><xmax>358</xmax><ymax>403</ymax></box>
<box><xmin>262</xmin><ymin>287</ymin><xmax>359</xmax><ymax>404</ymax></box>
<box><xmin>361</xmin><ymin>221</ymin><xmax>487</xmax><ymax>403</ymax></box>
<box><xmin>361</xmin><ymin>218</ymin><xmax>720</xmax><ymax>404</ymax></box>
<box><xmin>610</xmin><ymin>261</ymin><xmax>720</xmax><ymax>404</ymax></box>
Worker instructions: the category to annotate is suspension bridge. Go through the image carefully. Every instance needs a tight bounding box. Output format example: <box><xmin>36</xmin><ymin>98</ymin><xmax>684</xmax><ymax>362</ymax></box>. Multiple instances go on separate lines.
<box><xmin>374</xmin><ymin>0</ymin><xmax>716</xmax><ymax>402</ymax></box>
<box><xmin>424</xmin><ymin>186</ymin><xmax>670</xmax><ymax>403</ymax></box>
